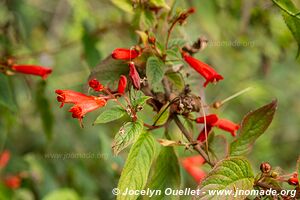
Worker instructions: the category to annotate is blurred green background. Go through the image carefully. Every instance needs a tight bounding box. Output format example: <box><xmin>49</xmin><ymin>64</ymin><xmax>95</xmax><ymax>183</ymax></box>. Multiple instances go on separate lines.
<box><xmin>0</xmin><ymin>0</ymin><xmax>299</xmax><ymax>199</ymax></box>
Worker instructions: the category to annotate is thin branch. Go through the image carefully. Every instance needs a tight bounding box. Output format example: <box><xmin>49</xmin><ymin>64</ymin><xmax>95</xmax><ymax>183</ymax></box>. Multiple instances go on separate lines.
<box><xmin>173</xmin><ymin>115</ymin><xmax>215</xmax><ymax>167</ymax></box>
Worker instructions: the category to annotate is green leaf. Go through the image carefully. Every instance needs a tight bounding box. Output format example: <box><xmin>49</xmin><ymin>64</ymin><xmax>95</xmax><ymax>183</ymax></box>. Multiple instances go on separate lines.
<box><xmin>43</xmin><ymin>188</ymin><xmax>80</xmax><ymax>200</ymax></box>
<box><xmin>230</xmin><ymin>100</ymin><xmax>277</xmax><ymax>156</ymax></box>
<box><xmin>111</xmin><ymin>0</ymin><xmax>133</xmax><ymax>14</ymax></box>
<box><xmin>117</xmin><ymin>131</ymin><xmax>156</xmax><ymax>200</ymax></box>
<box><xmin>89</xmin><ymin>56</ymin><xmax>129</xmax><ymax>86</ymax></box>
<box><xmin>133</xmin><ymin>9</ymin><xmax>156</xmax><ymax>31</ymax></box>
<box><xmin>197</xmin><ymin>157</ymin><xmax>254</xmax><ymax>200</ymax></box>
<box><xmin>145</xmin><ymin>147</ymin><xmax>180</xmax><ymax>200</ymax></box>
<box><xmin>272</xmin><ymin>0</ymin><xmax>300</xmax><ymax>57</ymax></box>
<box><xmin>81</xmin><ymin>21</ymin><xmax>101</xmax><ymax>68</ymax></box>
<box><xmin>112</xmin><ymin>120</ymin><xmax>144</xmax><ymax>155</ymax></box>
<box><xmin>153</xmin><ymin>103</ymin><xmax>170</xmax><ymax>126</ymax></box>
<box><xmin>146</xmin><ymin>56</ymin><xmax>165</xmax><ymax>88</ymax></box>
<box><xmin>281</xmin><ymin>11</ymin><xmax>300</xmax><ymax>57</ymax></box>
<box><xmin>150</xmin><ymin>0</ymin><xmax>170</xmax><ymax>10</ymax></box>
<box><xmin>167</xmin><ymin>38</ymin><xmax>187</xmax><ymax>49</ymax></box>
<box><xmin>0</xmin><ymin>74</ymin><xmax>16</xmax><ymax>111</ymax></box>
<box><xmin>132</xmin><ymin>96</ymin><xmax>152</xmax><ymax>108</ymax></box>
<box><xmin>166</xmin><ymin>72</ymin><xmax>185</xmax><ymax>91</ymax></box>
<box><xmin>35</xmin><ymin>81</ymin><xmax>54</xmax><ymax>140</ymax></box>
<box><xmin>94</xmin><ymin>106</ymin><xmax>126</xmax><ymax>124</ymax></box>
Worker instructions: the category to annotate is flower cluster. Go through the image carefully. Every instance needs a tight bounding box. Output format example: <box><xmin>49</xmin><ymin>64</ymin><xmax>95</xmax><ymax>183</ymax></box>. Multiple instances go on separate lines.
<box><xmin>112</xmin><ymin>48</ymin><xmax>142</xmax><ymax>90</ymax></box>
<box><xmin>0</xmin><ymin>150</ymin><xmax>22</xmax><ymax>189</ymax></box>
<box><xmin>55</xmin><ymin>75</ymin><xmax>128</xmax><ymax>126</ymax></box>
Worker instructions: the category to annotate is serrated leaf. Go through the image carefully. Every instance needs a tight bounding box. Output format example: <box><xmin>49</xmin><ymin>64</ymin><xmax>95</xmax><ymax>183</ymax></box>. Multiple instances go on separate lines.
<box><xmin>0</xmin><ymin>74</ymin><xmax>16</xmax><ymax>111</ymax></box>
<box><xmin>94</xmin><ymin>106</ymin><xmax>126</xmax><ymax>124</ymax></box>
<box><xmin>117</xmin><ymin>131</ymin><xmax>156</xmax><ymax>200</ymax></box>
<box><xmin>89</xmin><ymin>56</ymin><xmax>129</xmax><ymax>86</ymax></box>
<box><xmin>166</xmin><ymin>72</ymin><xmax>185</xmax><ymax>91</ymax></box>
<box><xmin>35</xmin><ymin>81</ymin><xmax>54</xmax><ymax>140</ymax></box>
<box><xmin>145</xmin><ymin>147</ymin><xmax>180</xmax><ymax>200</ymax></box>
<box><xmin>42</xmin><ymin>188</ymin><xmax>80</xmax><ymax>200</ymax></box>
<box><xmin>153</xmin><ymin>104</ymin><xmax>170</xmax><ymax>126</ymax></box>
<box><xmin>168</xmin><ymin>38</ymin><xmax>187</xmax><ymax>49</ymax></box>
<box><xmin>146</xmin><ymin>56</ymin><xmax>165</xmax><ymax>88</ymax></box>
<box><xmin>131</xmin><ymin>91</ymin><xmax>152</xmax><ymax>108</ymax></box>
<box><xmin>112</xmin><ymin>120</ymin><xmax>143</xmax><ymax>155</ymax></box>
<box><xmin>230</xmin><ymin>100</ymin><xmax>277</xmax><ymax>156</ymax></box>
<box><xmin>197</xmin><ymin>157</ymin><xmax>254</xmax><ymax>200</ymax></box>
<box><xmin>111</xmin><ymin>0</ymin><xmax>133</xmax><ymax>14</ymax></box>
<box><xmin>150</xmin><ymin>0</ymin><xmax>170</xmax><ymax>10</ymax></box>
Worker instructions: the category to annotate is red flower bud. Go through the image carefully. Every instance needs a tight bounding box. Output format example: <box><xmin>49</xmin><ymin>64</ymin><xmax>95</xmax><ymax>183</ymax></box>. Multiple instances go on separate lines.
<box><xmin>118</xmin><ymin>75</ymin><xmax>127</xmax><ymax>94</ymax></box>
<box><xmin>187</xmin><ymin>7</ymin><xmax>196</xmax><ymax>14</ymax></box>
<box><xmin>11</xmin><ymin>65</ymin><xmax>52</xmax><ymax>80</ymax></box>
<box><xmin>4</xmin><ymin>175</ymin><xmax>21</xmax><ymax>189</ymax></box>
<box><xmin>148</xmin><ymin>36</ymin><xmax>156</xmax><ymax>44</ymax></box>
<box><xmin>288</xmin><ymin>177</ymin><xmax>299</xmax><ymax>186</ymax></box>
<box><xmin>182</xmin><ymin>52</ymin><xmax>223</xmax><ymax>87</ymax></box>
<box><xmin>112</xmin><ymin>48</ymin><xmax>140</xmax><ymax>60</ymax></box>
<box><xmin>196</xmin><ymin>114</ymin><xmax>218</xmax><ymax>124</ymax></box>
<box><xmin>260</xmin><ymin>162</ymin><xmax>272</xmax><ymax>173</ymax></box>
<box><xmin>0</xmin><ymin>150</ymin><xmax>10</xmax><ymax>169</ymax></box>
<box><xmin>55</xmin><ymin>90</ymin><xmax>93</xmax><ymax>108</ymax></box>
<box><xmin>68</xmin><ymin>98</ymin><xmax>106</xmax><ymax>124</ymax></box>
<box><xmin>129</xmin><ymin>62</ymin><xmax>141</xmax><ymax>90</ymax></box>
<box><xmin>182</xmin><ymin>156</ymin><xmax>206</xmax><ymax>183</ymax></box>
<box><xmin>88</xmin><ymin>79</ymin><xmax>104</xmax><ymax>92</ymax></box>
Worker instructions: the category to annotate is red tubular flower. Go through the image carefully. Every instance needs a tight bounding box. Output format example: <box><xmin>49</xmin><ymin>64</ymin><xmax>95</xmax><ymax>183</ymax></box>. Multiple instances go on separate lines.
<box><xmin>0</xmin><ymin>150</ymin><xmax>10</xmax><ymax>169</ymax></box>
<box><xmin>213</xmin><ymin>119</ymin><xmax>240</xmax><ymax>137</ymax></box>
<box><xmin>182</xmin><ymin>52</ymin><xmax>223</xmax><ymax>87</ymax></box>
<box><xmin>196</xmin><ymin>114</ymin><xmax>240</xmax><ymax>138</ymax></box>
<box><xmin>196</xmin><ymin>114</ymin><xmax>219</xmax><ymax>124</ymax></box>
<box><xmin>197</xmin><ymin>125</ymin><xmax>213</xmax><ymax>142</ymax></box>
<box><xmin>11</xmin><ymin>65</ymin><xmax>52</xmax><ymax>80</ymax></box>
<box><xmin>129</xmin><ymin>62</ymin><xmax>141</xmax><ymax>90</ymax></box>
<box><xmin>182</xmin><ymin>156</ymin><xmax>206</xmax><ymax>183</ymax></box>
<box><xmin>55</xmin><ymin>90</ymin><xmax>94</xmax><ymax>108</ymax></box>
<box><xmin>4</xmin><ymin>175</ymin><xmax>21</xmax><ymax>189</ymax></box>
<box><xmin>88</xmin><ymin>79</ymin><xmax>104</xmax><ymax>92</ymax></box>
<box><xmin>112</xmin><ymin>48</ymin><xmax>140</xmax><ymax>60</ymax></box>
<box><xmin>118</xmin><ymin>75</ymin><xmax>127</xmax><ymax>94</ymax></box>
<box><xmin>69</xmin><ymin>98</ymin><xmax>106</xmax><ymax>124</ymax></box>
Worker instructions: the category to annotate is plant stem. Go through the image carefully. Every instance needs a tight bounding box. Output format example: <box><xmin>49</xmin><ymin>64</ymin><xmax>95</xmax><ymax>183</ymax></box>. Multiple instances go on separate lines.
<box><xmin>173</xmin><ymin>115</ymin><xmax>215</xmax><ymax>167</ymax></box>
<box><xmin>165</xmin><ymin>18</ymin><xmax>180</xmax><ymax>50</ymax></box>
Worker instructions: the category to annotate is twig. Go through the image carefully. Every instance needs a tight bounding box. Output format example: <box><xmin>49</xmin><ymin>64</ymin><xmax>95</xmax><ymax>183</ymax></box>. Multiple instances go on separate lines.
<box><xmin>173</xmin><ymin>115</ymin><xmax>215</xmax><ymax>167</ymax></box>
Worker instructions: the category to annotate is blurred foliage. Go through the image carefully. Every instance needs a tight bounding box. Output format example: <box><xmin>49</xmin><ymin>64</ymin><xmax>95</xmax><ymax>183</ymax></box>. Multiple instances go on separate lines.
<box><xmin>0</xmin><ymin>0</ymin><xmax>299</xmax><ymax>199</ymax></box>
